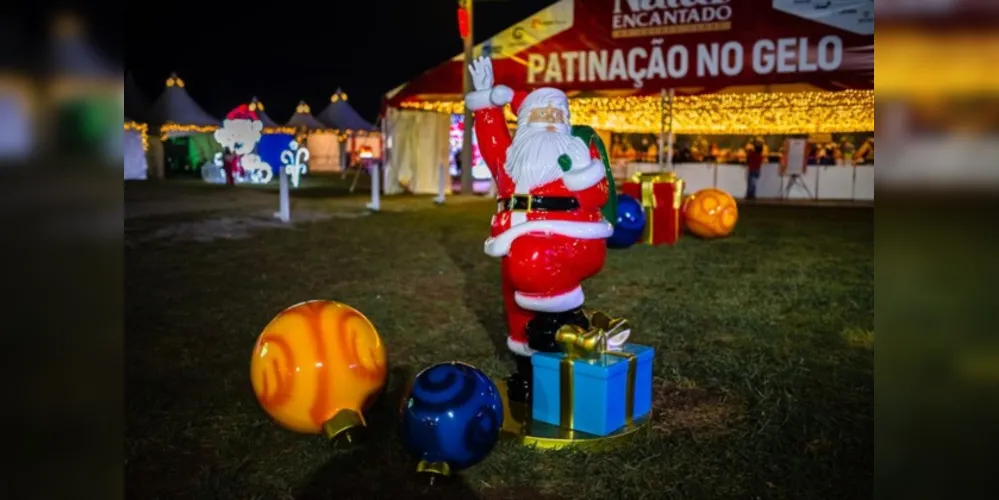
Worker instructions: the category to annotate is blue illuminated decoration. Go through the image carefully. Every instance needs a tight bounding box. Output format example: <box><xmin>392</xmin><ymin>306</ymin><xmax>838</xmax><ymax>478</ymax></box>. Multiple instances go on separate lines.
<box><xmin>258</xmin><ymin>133</ymin><xmax>296</xmax><ymax>176</ymax></box>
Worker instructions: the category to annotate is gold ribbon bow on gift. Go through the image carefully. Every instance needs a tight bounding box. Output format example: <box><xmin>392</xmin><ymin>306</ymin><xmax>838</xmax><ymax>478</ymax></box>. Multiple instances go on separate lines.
<box><xmin>552</xmin><ymin>310</ymin><xmax>637</xmax><ymax>431</ymax></box>
<box><xmin>555</xmin><ymin>311</ymin><xmax>631</xmax><ymax>357</ymax></box>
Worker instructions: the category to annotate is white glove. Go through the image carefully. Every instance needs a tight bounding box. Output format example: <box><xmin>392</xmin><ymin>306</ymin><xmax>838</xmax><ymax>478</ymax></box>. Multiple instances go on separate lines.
<box><xmin>468</xmin><ymin>56</ymin><xmax>494</xmax><ymax>91</ymax></box>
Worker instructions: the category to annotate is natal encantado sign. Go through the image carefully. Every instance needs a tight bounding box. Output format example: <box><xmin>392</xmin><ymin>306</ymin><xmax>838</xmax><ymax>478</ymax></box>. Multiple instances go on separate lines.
<box><xmin>612</xmin><ymin>0</ymin><xmax>733</xmax><ymax>38</ymax></box>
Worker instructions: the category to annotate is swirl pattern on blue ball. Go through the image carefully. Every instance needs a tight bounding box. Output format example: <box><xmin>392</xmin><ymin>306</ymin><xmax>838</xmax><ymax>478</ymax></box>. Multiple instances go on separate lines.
<box><xmin>401</xmin><ymin>362</ymin><xmax>504</xmax><ymax>471</ymax></box>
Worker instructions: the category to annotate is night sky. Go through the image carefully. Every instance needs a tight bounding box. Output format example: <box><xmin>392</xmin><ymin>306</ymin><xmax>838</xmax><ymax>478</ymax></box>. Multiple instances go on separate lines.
<box><xmin>122</xmin><ymin>0</ymin><xmax>557</xmax><ymax>124</ymax></box>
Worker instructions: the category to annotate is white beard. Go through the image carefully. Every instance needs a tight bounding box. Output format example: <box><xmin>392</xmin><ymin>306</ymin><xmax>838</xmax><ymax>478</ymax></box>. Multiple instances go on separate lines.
<box><xmin>505</xmin><ymin>124</ymin><xmax>591</xmax><ymax>192</ymax></box>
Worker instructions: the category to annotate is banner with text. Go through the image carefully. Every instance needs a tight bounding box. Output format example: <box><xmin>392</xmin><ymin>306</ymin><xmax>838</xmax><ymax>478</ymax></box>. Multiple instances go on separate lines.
<box><xmin>390</xmin><ymin>0</ymin><xmax>873</xmax><ymax>104</ymax></box>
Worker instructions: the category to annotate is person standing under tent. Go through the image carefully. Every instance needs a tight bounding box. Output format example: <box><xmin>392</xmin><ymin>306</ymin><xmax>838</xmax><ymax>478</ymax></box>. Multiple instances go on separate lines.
<box><xmin>746</xmin><ymin>140</ymin><xmax>764</xmax><ymax>200</ymax></box>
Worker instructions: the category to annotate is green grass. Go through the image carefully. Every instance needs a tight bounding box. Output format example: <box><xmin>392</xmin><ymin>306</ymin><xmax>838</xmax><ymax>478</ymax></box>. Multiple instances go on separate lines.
<box><xmin>125</xmin><ymin>188</ymin><xmax>873</xmax><ymax>499</ymax></box>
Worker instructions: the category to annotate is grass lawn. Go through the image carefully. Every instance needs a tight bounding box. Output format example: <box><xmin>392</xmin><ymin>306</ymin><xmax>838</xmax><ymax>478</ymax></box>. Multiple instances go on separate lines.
<box><xmin>125</xmin><ymin>186</ymin><xmax>873</xmax><ymax>499</ymax></box>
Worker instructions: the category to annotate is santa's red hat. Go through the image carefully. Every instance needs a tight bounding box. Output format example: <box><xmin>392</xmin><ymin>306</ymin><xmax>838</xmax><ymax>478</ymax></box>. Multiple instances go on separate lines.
<box><xmin>512</xmin><ymin>87</ymin><xmax>569</xmax><ymax>119</ymax></box>
<box><xmin>466</xmin><ymin>84</ymin><xmax>569</xmax><ymax>123</ymax></box>
<box><xmin>509</xmin><ymin>89</ymin><xmax>528</xmax><ymax>116</ymax></box>
<box><xmin>225</xmin><ymin>104</ymin><xmax>259</xmax><ymax>122</ymax></box>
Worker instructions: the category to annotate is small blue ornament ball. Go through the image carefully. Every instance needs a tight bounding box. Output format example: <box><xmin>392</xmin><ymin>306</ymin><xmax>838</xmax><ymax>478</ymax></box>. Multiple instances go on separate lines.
<box><xmin>400</xmin><ymin>362</ymin><xmax>504</xmax><ymax>473</ymax></box>
<box><xmin>607</xmin><ymin>194</ymin><xmax>646</xmax><ymax>248</ymax></box>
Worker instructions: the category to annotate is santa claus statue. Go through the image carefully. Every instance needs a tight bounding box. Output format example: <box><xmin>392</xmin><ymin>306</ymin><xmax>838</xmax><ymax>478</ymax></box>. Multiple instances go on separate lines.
<box><xmin>465</xmin><ymin>56</ymin><xmax>615</xmax><ymax>402</ymax></box>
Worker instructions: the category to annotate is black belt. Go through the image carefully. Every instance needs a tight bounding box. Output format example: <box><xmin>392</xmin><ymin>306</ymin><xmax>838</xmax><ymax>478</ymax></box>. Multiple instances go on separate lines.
<box><xmin>497</xmin><ymin>195</ymin><xmax>579</xmax><ymax>212</ymax></box>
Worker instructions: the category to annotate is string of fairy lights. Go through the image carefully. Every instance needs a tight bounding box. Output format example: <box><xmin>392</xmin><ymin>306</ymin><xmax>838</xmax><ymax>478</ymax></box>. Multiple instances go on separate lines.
<box><xmin>159</xmin><ymin>123</ymin><xmax>218</xmax><ymax>140</ymax></box>
<box><xmin>399</xmin><ymin>89</ymin><xmax>874</xmax><ymax>135</ymax></box>
<box><xmin>146</xmin><ymin>75</ymin><xmax>871</xmax><ymax>139</ymax></box>
<box><xmin>125</xmin><ymin>121</ymin><xmax>149</xmax><ymax>151</ymax></box>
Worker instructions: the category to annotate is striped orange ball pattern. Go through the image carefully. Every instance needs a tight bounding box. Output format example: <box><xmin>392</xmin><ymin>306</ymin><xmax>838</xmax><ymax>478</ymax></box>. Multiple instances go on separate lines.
<box><xmin>684</xmin><ymin>188</ymin><xmax>738</xmax><ymax>239</ymax></box>
<box><xmin>250</xmin><ymin>300</ymin><xmax>387</xmax><ymax>434</ymax></box>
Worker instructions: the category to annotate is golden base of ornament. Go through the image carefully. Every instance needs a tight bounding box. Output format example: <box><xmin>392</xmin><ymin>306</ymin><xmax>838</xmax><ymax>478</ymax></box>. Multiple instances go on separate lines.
<box><xmin>495</xmin><ymin>380</ymin><xmax>650</xmax><ymax>451</ymax></box>
<box><xmin>416</xmin><ymin>460</ymin><xmax>451</xmax><ymax>477</ymax></box>
<box><xmin>323</xmin><ymin>408</ymin><xmax>365</xmax><ymax>444</ymax></box>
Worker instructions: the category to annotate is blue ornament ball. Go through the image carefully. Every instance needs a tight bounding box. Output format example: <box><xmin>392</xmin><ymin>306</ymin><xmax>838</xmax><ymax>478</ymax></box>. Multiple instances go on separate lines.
<box><xmin>400</xmin><ymin>362</ymin><xmax>504</xmax><ymax>472</ymax></box>
<box><xmin>607</xmin><ymin>194</ymin><xmax>646</xmax><ymax>248</ymax></box>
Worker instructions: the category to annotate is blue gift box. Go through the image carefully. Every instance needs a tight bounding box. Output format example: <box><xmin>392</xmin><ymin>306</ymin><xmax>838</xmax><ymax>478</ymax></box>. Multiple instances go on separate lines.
<box><xmin>531</xmin><ymin>344</ymin><xmax>654</xmax><ymax>436</ymax></box>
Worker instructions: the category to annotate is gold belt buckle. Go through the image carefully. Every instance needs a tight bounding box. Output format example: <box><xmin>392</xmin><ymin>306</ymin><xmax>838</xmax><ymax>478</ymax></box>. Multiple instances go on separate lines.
<box><xmin>511</xmin><ymin>195</ymin><xmax>532</xmax><ymax>212</ymax></box>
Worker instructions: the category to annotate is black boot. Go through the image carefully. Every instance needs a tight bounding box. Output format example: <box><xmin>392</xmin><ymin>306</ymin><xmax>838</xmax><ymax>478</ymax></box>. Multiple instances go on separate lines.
<box><xmin>526</xmin><ymin>307</ymin><xmax>590</xmax><ymax>352</ymax></box>
<box><xmin>505</xmin><ymin>307</ymin><xmax>591</xmax><ymax>404</ymax></box>
<box><xmin>504</xmin><ymin>354</ymin><xmax>533</xmax><ymax>404</ymax></box>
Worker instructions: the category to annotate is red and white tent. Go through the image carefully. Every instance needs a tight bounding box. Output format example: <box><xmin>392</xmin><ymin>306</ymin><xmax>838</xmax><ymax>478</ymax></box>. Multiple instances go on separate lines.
<box><xmin>383</xmin><ymin>0</ymin><xmax>874</xmax><ymax>196</ymax></box>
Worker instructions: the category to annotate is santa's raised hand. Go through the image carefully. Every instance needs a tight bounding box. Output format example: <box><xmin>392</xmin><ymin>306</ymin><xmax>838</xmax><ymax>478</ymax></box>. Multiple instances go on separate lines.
<box><xmin>468</xmin><ymin>56</ymin><xmax>494</xmax><ymax>91</ymax></box>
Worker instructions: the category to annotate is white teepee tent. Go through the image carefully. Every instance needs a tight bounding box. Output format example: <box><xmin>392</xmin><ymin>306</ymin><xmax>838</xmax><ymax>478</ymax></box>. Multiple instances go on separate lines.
<box><xmin>48</xmin><ymin>13</ymin><xmax>119</xmax><ymax>100</ymax></box>
<box><xmin>149</xmin><ymin>73</ymin><xmax>219</xmax><ymax>138</ymax></box>
<box><xmin>149</xmin><ymin>73</ymin><xmax>220</xmax><ymax>174</ymax></box>
<box><xmin>286</xmin><ymin>100</ymin><xmax>327</xmax><ymax>130</ymax></box>
<box><xmin>287</xmin><ymin>100</ymin><xmax>340</xmax><ymax>172</ymax></box>
<box><xmin>46</xmin><ymin>13</ymin><xmax>122</xmax><ymax>161</ymax></box>
<box><xmin>316</xmin><ymin>88</ymin><xmax>381</xmax><ymax>171</ymax></box>
<box><xmin>123</xmin><ymin>73</ymin><xmax>153</xmax><ymax>179</ymax></box>
<box><xmin>0</xmin><ymin>19</ymin><xmax>33</xmax><ymax>160</ymax></box>
<box><xmin>124</xmin><ymin>117</ymin><xmax>148</xmax><ymax>180</ymax></box>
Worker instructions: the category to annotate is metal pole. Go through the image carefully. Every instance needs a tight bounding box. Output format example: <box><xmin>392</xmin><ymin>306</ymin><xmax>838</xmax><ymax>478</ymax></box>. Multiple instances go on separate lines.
<box><xmin>277</xmin><ymin>166</ymin><xmax>291</xmax><ymax>223</ymax></box>
<box><xmin>367</xmin><ymin>161</ymin><xmax>381</xmax><ymax>211</ymax></box>
<box><xmin>459</xmin><ymin>0</ymin><xmax>475</xmax><ymax>195</ymax></box>
<box><xmin>381</xmin><ymin>116</ymin><xmax>390</xmax><ymax>190</ymax></box>
<box><xmin>339</xmin><ymin>136</ymin><xmax>349</xmax><ymax>179</ymax></box>
<box><xmin>666</xmin><ymin>88</ymin><xmax>675</xmax><ymax>170</ymax></box>
<box><xmin>658</xmin><ymin>88</ymin><xmax>666</xmax><ymax>169</ymax></box>
<box><xmin>434</xmin><ymin>163</ymin><xmax>447</xmax><ymax>204</ymax></box>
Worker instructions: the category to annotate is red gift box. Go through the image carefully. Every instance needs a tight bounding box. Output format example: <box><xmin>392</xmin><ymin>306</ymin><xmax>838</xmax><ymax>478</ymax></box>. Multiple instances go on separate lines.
<box><xmin>619</xmin><ymin>172</ymin><xmax>686</xmax><ymax>246</ymax></box>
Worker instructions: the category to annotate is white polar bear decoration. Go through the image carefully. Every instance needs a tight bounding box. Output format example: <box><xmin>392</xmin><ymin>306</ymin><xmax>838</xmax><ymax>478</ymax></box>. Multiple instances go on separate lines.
<box><xmin>211</xmin><ymin>104</ymin><xmax>273</xmax><ymax>184</ymax></box>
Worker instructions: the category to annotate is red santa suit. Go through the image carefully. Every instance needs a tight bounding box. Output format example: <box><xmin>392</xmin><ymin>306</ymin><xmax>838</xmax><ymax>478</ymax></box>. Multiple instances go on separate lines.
<box><xmin>465</xmin><ymin>85</ymin><xmax>613</xmax><ymax>357</ymax></box>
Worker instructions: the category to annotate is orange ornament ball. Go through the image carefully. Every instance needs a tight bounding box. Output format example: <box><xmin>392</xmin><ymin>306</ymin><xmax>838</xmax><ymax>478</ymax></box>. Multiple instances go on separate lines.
<box><xmin>250</xmin><ymin>300</ymin><xmax>387</xmax><ymax>439</ymax></box>
<box><xmin>683</xmin><ymin>188</ymin><xmax>738</xmax><ymax>239</ymax></box>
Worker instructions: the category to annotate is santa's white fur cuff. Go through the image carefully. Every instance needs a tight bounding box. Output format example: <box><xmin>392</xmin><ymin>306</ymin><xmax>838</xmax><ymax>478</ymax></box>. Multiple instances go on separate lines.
<box><xmin>562</xmin><ymin>158</ymin><xmax>606</xmax><ymax>191</ymax></box>
<box><xmin>466</xmin><ymin>85</ymin><xmax>516</xmax><ymax>111</ymax></box>
<box><xmin>465</xmin><ymin>89</ymin><xmax>493</xmax><ymax>111</ymax></box>
<box><xmin>483</xmin><ymin>220</ymin><xmax>614</xmax><ymax>257</ymax></box>
<box><xmin>492</xmin><ymin>85</ymin><xmax>514</xmax><ymax>106</ymax></box>
<box><xmin>515</xmin><ymin>286</ymin><xmax>584</xmax><ymax>313</ymax></box>
<box><xmin>507</xmin><ymin>337</ymin><xmax>537</xmax><ymax>357</ymax></box>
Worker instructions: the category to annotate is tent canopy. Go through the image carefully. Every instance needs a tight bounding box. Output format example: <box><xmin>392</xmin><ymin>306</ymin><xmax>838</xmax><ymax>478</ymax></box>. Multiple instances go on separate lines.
<box><xmin>286</xmin><ymin>100</ymin><xmax>331</xmax><ymax>131</ymax></box>
<box><xmin>149</xmin><ymin>73</ymin><xmax>220</xmax><ymax>135</ymax></box>
<box><xmin>317</xmin><ymin>88</ymin><xmax>378</xmax><ymax>132</ymax></box>
<box><xmin>48</xmin><ymin>13</ymin><xmax>119</xmax><ymax>80</ymax></box>
<box><xmin>386</xmin><ymin>0</ymin><xmax>874</xmax><ymax>134</ymax></box>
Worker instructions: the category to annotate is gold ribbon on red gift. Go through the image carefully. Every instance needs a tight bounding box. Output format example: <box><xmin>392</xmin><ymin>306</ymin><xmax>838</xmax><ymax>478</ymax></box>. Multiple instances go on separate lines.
<box><xmin>554</xmin><ymin>311</ymin><xmax>637</xmax><ymax>430</ymax></box>
<box><xmin>630</xmin><ymin>171</ymin><xmax>685</xmax><ymax>245</ymax></box>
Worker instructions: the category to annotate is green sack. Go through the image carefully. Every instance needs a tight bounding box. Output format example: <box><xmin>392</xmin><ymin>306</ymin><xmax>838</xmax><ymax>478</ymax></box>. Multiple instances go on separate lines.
<box><xmin>570</xmin><ymin>125</ymin><xmax>617</xmax><ymax>224</ymax></box>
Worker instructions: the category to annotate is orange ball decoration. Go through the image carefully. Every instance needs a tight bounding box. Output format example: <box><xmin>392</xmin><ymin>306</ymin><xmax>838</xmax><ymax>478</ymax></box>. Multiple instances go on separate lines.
<box><xmin>683</xmin><ymin>188</ymin><xmax>738</xmax><ymax>239</ymax></box>
<box><xmin>250</xmin><ymin>300</ymin><xmax>387</xmax><ymax>440</ymax></box>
